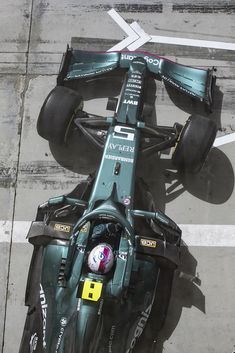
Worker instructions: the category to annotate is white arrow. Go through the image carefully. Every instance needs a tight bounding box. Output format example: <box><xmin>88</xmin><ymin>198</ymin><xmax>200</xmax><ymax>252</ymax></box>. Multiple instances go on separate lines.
<box><xmin>107</xmin><ymin>9</ymin><xmax>139</xmax><ymax>51</ymax></box>
<box><xmin>127</xmin><ymin>22</ymin><xmax>151</xmax><ymax>51</ymax></box>
<box><xmin>108</xmin><ymin>8</ymin><xmax>235</xmax><ymax>52</ymax></box>
<box><xmin>107</xmin><ymin>9</ymin><xmax>151</xmax><ymax>52</ymax></box>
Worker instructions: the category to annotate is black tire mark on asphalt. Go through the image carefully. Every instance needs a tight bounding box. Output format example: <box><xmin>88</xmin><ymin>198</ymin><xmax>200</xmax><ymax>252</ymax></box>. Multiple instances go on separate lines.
<box><xmin>173</xmin><ymin>3</ymin><xmax>235</xmax><ymax>14</ymax></box>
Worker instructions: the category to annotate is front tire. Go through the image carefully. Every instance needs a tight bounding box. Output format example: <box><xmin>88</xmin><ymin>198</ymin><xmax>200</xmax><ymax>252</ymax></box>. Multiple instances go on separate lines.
<box><xmin>172</xmin><ymin>115</ymin><xmax>217</xmax><ymax>173</ymax></box>
<box><xmin>37</xmin><ymin>86</ymin><xmax>83</xmax><ymax>144</ymax></box>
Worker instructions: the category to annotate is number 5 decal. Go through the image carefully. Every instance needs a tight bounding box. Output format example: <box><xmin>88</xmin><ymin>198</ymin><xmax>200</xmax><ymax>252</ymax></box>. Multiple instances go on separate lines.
<box><xmin>113</xmin><ymin>125</ymin><xmax>135</xmax><ymax>141</ymax></box>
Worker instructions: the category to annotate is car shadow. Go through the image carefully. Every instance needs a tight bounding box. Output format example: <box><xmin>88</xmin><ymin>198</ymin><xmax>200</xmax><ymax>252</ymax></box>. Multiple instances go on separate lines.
<box><xmin>164</xmin><ymin>147</ymin><xmax>234</xmax><ymax>206</ymax></box>
<box><xmin>137</xmin><ymin>146</ymin><xmax>234</xmax><ymax>211</ymax></box>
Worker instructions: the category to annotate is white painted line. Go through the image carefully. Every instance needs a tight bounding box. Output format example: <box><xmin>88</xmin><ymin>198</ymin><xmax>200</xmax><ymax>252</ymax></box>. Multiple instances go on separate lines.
<box><xmin>0</xmin><ymin>221</ymin><xmax>30</xmax><ymax>243</ymax></box>
<box><xmin>107</xmin><ymin>8</ymin><xmax>235</xmax><ymax>52</ymax></box>
<box><xmin>107</xmin><ymin>9</ymin><xmax>139</xmax><ymax>51</ymax></box>
<box><xmin>1</xmin><ymin>222</ymin><xmax>235</xmax><ymax>247</ymax></box>
<box><xmin>12</xmin><ymin>221</ymin><xmax>31</xmax><ymax>243</ymax></box>
<box><xmin>150</xmin><ymin>35</ymin><xmax>235</xmax><ymax>51</ymax></box>
<box><xmin>128</xmin><ymin>22</ymin><xmax>151</xmax><ymax>51</ymax></box>
<box><xmin>213</xmin><ymin>133</ymin><xmax>235</xmax><ymax>147</ymax></box>
<box><xmin>180</xmin><ymin>225</ymin><xmax>235</xmax><ymax>247</ymax></box>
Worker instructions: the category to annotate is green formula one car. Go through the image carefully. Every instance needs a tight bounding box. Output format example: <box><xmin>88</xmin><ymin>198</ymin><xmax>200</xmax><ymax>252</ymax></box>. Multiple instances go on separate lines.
<box><xmin>19</xmin><ymin>48</ymin><xmax>217</xmax><ymax>353</ymax></box>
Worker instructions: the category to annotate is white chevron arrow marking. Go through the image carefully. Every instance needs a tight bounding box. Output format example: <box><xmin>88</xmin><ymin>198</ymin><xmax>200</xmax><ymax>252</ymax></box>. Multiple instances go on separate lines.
<box><xmin>127</xmin><ymin>22</ymin><xmax>151</xmax><ymax>51</ymax></box>
<box><xmin>107</xmin><ymin>8</ymin><xmax>235</xmax><ymax>52</ymax></box>
<box><xmin>107</xmin><ymin>9</ymin><xmax>139</xmax><ymax>51</ymax></box>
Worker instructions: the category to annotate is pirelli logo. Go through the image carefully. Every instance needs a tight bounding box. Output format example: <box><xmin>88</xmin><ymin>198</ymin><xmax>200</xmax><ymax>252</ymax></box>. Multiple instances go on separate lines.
<box><xmin>140</xmin><ymin>238</ymin><xmax>157</xmax><ymax>248</ymax></box>
<box><xmin>54</xmin><ymin>223</ymin><xmax>71</xmax><ymax>233</ymax></box>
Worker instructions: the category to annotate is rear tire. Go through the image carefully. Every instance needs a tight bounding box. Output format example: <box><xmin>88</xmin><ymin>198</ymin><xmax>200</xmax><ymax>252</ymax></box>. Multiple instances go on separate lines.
<box><xmin>37</xmin><ymin>86</ymin><xmax>83</xmax><ymax>144</ymax></box>
<box><xmin>172</xmin><ymin>115</ymin><xmax>217</xmax><ymax>173</ymax></box>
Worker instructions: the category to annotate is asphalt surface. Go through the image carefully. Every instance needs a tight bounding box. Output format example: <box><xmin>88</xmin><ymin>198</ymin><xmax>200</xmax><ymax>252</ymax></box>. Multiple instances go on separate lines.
<box><xmin>0</xmin><ymin>1</ymin><xmax>235</xmax><ymax>353</ymax></box>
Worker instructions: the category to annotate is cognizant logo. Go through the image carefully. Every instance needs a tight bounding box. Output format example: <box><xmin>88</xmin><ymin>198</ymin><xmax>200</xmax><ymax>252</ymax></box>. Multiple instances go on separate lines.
<box><xmin>121</xmin><ymin>54</ymin><xmax>160</xmax><ymax>66</ymax></box>
<box><xmin>39</xmin><ymin>284</ymin><xmax>48</xmax><ymax>348</ymax></box>
<box><xmin>126</xmin><ymin>303</ymin><xmax>152</xmax><ymax>353</ymax></box>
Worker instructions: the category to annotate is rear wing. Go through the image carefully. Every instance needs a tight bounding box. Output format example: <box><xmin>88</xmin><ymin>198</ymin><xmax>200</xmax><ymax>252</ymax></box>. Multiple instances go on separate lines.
<box><xmin>57</xmin><ymin>47</ymin><xmax>216</xmax><ymax>107</ymax></box>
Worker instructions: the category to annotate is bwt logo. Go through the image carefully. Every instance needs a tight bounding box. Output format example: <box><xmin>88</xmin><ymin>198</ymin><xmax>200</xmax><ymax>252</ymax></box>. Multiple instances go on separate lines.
<box><xmin>123</xmin><ymin>99</ymin><xmax>138</xmax><ymax>105</ymax></box>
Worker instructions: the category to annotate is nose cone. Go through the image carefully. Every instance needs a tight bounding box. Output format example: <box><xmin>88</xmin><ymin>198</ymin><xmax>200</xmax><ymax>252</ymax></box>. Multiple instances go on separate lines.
<box><xmin>130</xmin><ymin>57</ymin><xmax>147</xmax><ymax>74</ymax></box>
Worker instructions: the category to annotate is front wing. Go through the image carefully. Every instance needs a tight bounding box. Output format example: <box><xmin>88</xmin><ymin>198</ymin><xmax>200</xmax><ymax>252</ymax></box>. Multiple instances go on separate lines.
<box><xmin>57</xmin><ymin>48</ymin><xmax>215</xmax><ymax>106</ymax></box>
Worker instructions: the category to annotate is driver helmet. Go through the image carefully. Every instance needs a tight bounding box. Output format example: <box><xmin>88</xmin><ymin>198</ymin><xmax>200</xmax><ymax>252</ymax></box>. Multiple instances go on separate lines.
<box><xmin>88</xmin><ymin>243</ymin><xmax>114</xmax><ymax>274</ymax></box>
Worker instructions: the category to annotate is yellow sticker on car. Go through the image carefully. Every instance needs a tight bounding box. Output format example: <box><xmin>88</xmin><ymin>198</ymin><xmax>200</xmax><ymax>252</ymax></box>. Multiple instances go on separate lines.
<box><xmin>80</xmin><ymin>225</ymin><xmax>88</xmax><ymax>233</ymax></box>
<box><xmin>81</xmin><ymin>280</ymin><xmax>103</xmax><ymax>302</ymax></box>
<box><xmin>54</xmin><ymin>223</ymin><xmax>71</xmax><ymax>233</ymax></box>
<box><xmin>140</xmin><ymin>238</ymin><xmax>157</xmax><ymax>248</ymax></box>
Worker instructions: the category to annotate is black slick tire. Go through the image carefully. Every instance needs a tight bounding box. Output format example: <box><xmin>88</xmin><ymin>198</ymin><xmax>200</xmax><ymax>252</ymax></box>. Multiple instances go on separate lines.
<box><xmin>172</xmin><ymin>115</ymin><xmax>217</xmax><ymax>173</ymax></box>
<box><xmin>37</xmin><ymin>86</ymin><xmax>83</xmax><ymax>144</ymax></box>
